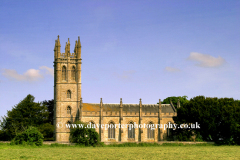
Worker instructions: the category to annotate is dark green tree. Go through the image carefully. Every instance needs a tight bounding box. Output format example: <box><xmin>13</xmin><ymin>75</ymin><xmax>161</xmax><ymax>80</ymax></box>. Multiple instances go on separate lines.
<box><xmin>38</xmin><ymin>123</ymin><xmax>54</xmax><ymax>141</ymax></box>
<box><xmin>173</xmin><ymin>96</ymin><xmax>240</xmax><ymax>144</ymax></box>
<box><xmin>0</xmin><ymin>94</ymin><xmax>49</xmax><ymax>140</ymax></box>
<box><xmin>41</xmin><ymin>99</ymin><xmax>55</xmax><ymax>140</ymax></box>
<box><xmin>42</xmin><ymin>99</ymin><xmax>54</xmax><ymax>125</ymax></box>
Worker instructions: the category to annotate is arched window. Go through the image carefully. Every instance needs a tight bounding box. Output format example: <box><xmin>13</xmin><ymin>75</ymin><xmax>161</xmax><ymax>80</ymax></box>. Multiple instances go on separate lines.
<box><xmin>108</xmin><ymin>122</ymin><xmax>115</xmax><ymax>139</ymax></box>
<box><xmin>147</xmin><ymin>122</ymin><xmax>154</xmax><ymax>139</ymax></box>
<box><xmin>62</xmin><ymin>66</ymin><xmax>67</xmax><ymax>81</ymax></box>
<box><xmin>67</xmin><ymin>106</ymin><xmax>71</xmax><ymax>114</ymax></box>
<box><xmin>67</xmin><ymin>90</ymin><xmax>71</xmax><ymax>98</ymax></box>
<box><xmin>71</xmin><ymin>66</ymin><xmax>76</xmax><ymax>81</ymax></box>
<box><xmin>128</xmin><ymin>122</ymin><xmax>135</xmax><ymax>139</ymax></box>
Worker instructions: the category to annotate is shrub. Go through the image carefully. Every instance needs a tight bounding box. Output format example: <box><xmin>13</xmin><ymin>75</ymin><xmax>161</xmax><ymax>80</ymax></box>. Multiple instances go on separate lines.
<box><xmin>11</xmin><ymin>126</ymin><xmax>43</xmax><ymax>146</ymax></box>
<box><xmin>69</xmin><ymin>121</ymin><xmax>100</xmax><ymax>146</ymax></box>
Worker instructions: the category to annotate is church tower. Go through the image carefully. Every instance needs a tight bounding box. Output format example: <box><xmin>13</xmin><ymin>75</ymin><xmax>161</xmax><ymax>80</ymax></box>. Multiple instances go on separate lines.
<box><xmin>54</xmin><ymin>35</ymin><xmax>82</xmax><ymax>142</ymax></box>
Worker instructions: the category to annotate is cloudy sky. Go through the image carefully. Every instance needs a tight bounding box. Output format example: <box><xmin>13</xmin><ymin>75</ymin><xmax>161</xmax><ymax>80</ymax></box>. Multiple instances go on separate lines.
<box><xmin>0</xmin><ymin>0</ymin><xmax>239</xmax><ymax>119</ymax></box>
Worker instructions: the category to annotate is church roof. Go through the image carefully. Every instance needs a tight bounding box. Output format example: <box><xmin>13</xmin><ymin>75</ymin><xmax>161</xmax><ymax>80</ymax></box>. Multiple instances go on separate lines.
<box><xmin>82</xmin><ymin>103</ymin><xmax>176</xmax><ymax>113</ymax></box>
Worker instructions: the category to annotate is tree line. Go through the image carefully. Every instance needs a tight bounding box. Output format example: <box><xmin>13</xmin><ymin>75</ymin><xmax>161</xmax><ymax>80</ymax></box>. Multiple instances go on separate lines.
<box><xmin>0</xmin><ymin>94</ymin><xmax>240</xmax><ymax>145</ymax></box>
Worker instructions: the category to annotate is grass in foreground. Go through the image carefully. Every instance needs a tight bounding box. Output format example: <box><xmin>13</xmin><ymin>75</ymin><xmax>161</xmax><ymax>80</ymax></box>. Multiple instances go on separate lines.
<box><xmin>0</xmin><ymin>143</ymin><xmax>239</xmax><ymax>159</ymax></box>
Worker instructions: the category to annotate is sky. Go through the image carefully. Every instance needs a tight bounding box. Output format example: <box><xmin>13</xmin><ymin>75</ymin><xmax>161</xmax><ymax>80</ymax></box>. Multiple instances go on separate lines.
<box><xmin>0</xmin><ymin>0</ymin><xmax>239</xmax><ymax>119</ymax></box>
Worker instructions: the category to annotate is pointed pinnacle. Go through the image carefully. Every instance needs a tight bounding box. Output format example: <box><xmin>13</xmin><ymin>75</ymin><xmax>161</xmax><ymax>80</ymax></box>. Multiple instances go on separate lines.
<box><xmin>78</xmin><ymin>36</ymin><xmax>81</xmax><ymax>45</ymax></box>
<box><xmin>57</xmin><ymin>35</ymin><xmax>60</xmax><ymax>46</ymax></box>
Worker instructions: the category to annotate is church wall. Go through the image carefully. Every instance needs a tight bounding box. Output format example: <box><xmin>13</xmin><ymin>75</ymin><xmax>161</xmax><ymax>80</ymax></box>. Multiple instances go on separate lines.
<box><xmin>57</xmin><ymin>133</ymin><xmax>70</xmax><ymax>142</ymax></box>
<box><xmin>59</xmin><ymin>83</ymin><xmax>78</xmax><ymax>102</ymax></box>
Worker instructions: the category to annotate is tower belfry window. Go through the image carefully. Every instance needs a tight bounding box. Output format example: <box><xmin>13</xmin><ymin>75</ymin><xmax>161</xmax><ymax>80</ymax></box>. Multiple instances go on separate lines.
<box><xmin>62</xmin><ymin>66</ymin><xmax>67</xmax><ymax>81</ymax></box>
<box><xmin>71</xmin><ymin>66</ymin><xmax>76</xmax><ymax>81</ymax></box>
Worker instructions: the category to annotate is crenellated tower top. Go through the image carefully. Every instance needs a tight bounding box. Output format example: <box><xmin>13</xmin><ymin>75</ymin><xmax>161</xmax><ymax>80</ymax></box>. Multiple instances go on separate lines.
<box><xmin>54</xmin><ymin>35</ymin><xmax>81</xmax><ymax>59</ymax></box>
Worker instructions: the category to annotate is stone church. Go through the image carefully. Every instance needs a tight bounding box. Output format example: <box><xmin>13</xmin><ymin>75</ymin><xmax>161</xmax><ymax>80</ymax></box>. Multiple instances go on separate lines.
<box><xmin>54</xmin><ymin>36</ymin><xmax>179</xmax><ymax>143</ymax></box>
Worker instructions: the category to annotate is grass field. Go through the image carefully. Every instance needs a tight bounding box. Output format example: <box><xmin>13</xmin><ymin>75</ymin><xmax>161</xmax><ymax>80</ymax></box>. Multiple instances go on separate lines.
<box><xmin>0</xmin><ymin>143</ymin><xmax>239</xmax><ymax>159</ymax></box>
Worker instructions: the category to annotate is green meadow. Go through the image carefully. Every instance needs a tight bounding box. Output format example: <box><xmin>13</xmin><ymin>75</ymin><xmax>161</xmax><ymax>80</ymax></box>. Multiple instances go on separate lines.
<box><xmin>0</xmin><ymin>143</ymin><xmax>240</xmax><ymax>160</ymax></box>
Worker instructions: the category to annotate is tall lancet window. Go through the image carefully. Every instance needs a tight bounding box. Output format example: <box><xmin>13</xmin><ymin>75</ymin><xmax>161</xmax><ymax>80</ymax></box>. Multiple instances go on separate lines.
<box><xmin>67</xmin><ymin>106</ymin><xmax>71</xmax><ymax>114</ymax></box>
<box><xmin>62</xmin><ymin>66</ymin><xmax>67</xmax><ymax>81</ymax></box>
<box><xmin>147</xmin><ymin>122</ymin><xmax>155</xmax><ymax>139</ymax></box>
<box><xmin>67</xmin><ymin>90</ymin><xmax>71</xmax><ymax>99</ymax></box>
<box><xmin>108</xmin><ymin>122</ymin><xmax>115</xmax><ymax>139</ymax></box>
<box><xmin>71</xmin><ymin>66</ymin><xmax>76</xmax><ymax>81</ymax></box>
<box><xmin>128</xmin><ymin>122</ymin><xmax>135</xmax><ymax>139</ymax></box>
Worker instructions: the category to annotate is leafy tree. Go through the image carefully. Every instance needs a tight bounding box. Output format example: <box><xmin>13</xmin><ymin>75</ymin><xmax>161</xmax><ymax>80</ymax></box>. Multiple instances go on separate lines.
<box><xmin>69</xmin><ymin>121</ymin><xmax>100</xmax><ymax>146</ymax></box>
<box><xmin>0</xmin><ymin>94</ymin><xmax>49</xmax><ymax>140</ymax></box>
<box><xmin>162</xmin><ymin>96</ymin><xmax>188</xmax><ymax>105</ymax></box>
<box><xmin>173</xmin><ymin>96</ymin><xmax>240</xmax><ymax>144</ymax></box>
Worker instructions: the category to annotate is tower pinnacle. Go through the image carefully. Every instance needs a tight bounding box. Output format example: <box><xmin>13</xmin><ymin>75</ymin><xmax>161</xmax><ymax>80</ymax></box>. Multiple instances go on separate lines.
<box><xmin>78</xmin><ymin>36</ymin><xmax>81</xmax><ymax>46</ymax></box>
<box><xmin>77</xmin><ymin>36</ymin><xmax>81</xmax><ymax>59</ymax></box>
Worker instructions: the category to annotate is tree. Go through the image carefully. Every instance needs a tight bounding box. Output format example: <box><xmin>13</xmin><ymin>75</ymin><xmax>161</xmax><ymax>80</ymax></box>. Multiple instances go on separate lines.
<box><xmin>161</xmin><ymin>96</ymin><xmax>189</xmax><ymax>107</ymax></box>
<box><xmin>173</xmin><ymin>96</ymin><xmax>240</xmax><ymax>144</ymax></box>
<box><xmin>41</xmin><ymin>99</ymin><xmax>55</xmax><ymax>141</ymax></box>
<box><xmin>0</xmin><ymin>94</ymin><xmax>49</xmax><ymax>140</ymax></box>
<box><xmin>38</xmin><ymin>123</ymin><xmax>54</xmax><ymax>141</ymax></box>
<box><xmin>42</xmin><ymin>99</ymin><xmax>54</xmax><ymax>125</ymax></box>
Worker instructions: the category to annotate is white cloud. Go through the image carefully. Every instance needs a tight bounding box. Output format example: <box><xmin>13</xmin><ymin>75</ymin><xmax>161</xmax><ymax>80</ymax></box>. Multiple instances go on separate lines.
<box><xmin>2</xmin><ymin>69</ymin><xmax>43</xmax><ymax>81</ymax></box>
<box><xmin>2</xmin><ymin>66</ymin><xmax>54</xmax><ymax>82</ymax></box>
<box><xmin>187</xmin><ymin>52</ymin><xmax>226</xmax><ymax>68</ymax></box>
<box><xmin>39</xmin><ymin>66</ymin><xmax>54</xmax><ymax>76</ymax></box>
<box><xmin>165</xmin><ymin>67</ymin><xmax>180</xmax><ymax>72</ymax></box>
